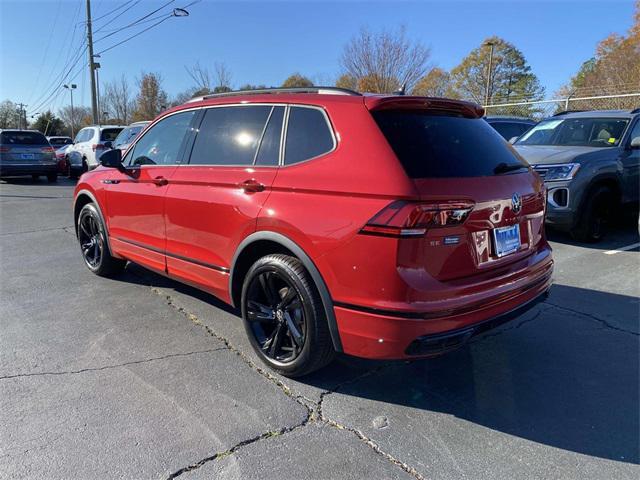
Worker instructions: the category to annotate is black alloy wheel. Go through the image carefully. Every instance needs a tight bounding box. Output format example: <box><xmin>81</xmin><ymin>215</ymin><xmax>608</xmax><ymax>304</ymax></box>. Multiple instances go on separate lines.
<box><xmin>77</xmin><ymin>203</ymin><xmax>126</xmax><ymax>276</ymax></box>
<box><xmin>241</xmin><ymin>254</ymin><xmax>335</xmax><ymax>377</ymax></box>
<box><xmin>245</xmin><ymin>269</ymin><xmax>307</xmax><ymax>363</ymax></box>
<box><xmin>78</xmin><ymin>210</ymin><xmax>103</xmax><ymax>269</ymax></box>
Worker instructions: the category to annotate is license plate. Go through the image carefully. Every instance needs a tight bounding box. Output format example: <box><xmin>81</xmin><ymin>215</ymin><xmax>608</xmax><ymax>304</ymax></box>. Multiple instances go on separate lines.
<box><xmin>493</xmin><ymin>224</ymin><xmax>521</xmax><ymax>257</ymax></box>
<box><xmin>21</xmin><ymin>153</ymin><xmax>35</xmax><ymax>160</ymax></box>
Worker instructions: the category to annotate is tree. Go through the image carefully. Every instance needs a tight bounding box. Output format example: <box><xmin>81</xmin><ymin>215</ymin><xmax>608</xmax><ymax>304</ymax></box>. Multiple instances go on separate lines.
<box><xmin>213</xmin><ymin>62</ymin><xmax>233</xmax><ymax>91</ymax></box>
<box><xmin>335</xmin><ymin>74</ymin><xmax>357</xmax><ymax>90</ymax></box>
<box><xmin>132</xmin><ymin>72</ymin><xmax>168</xmax><ymax>121</ymax></box>
<box><xmin>0</xmin><ymin>100</ymin><xmax>20</xmax><ymax>128</ymax></box>
<box><xmin>58</xmin><ymin>105</ymin><xmax>92</xmax><ymax>136</ymax></box>
<box><xmin>185</xmin><ymin>61</ymin><xmax>212</xmax><ymax>93</ymax></box>
<box><xmin>450</xmin><ymin>36</ymin><xmax>544</xmax><ymax>107</ymax></box>
<box><xmin>237</xmin><ymin>83</ymin><xmax>269</xmax><ymax>91</ymax></box>
<box><xmin>558</xmin><ymin>1</ymin><xmax>639</xmax><ymax>109</ymax></box>
<box><xmin>102</xmin><ymin>75</ymin><xmax>134</xmax><ymax>124</ymax></box>
<box><xmin>281</xmin><ymin>73</ymin><xmax>314</xmax><ymax>88</ymax></box>
<box><xmin>412</xmin><ymin>68</ymin><xmax>457</xmax><ymax>98</ymax></box>
<box><xmin>30</xmin><ymin>111</ymin><xmax>66</xmax><ymax>135</ymax></box>
<box><xmin>340</xmin><ymin>26</ymin><xmax>431</xmax><ymax>93</ymax></box>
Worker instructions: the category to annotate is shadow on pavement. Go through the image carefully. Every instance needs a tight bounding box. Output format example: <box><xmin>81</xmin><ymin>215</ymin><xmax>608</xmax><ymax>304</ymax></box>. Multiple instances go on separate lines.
<box><xmin>547</xmin><ymin>217</ymin><xmax>639</xmax><ymax>251</ymax></box>
<box><xmin>117</xmin><ymin>263</ymin><xmax>640</xmax><ymax>465</ymax></box>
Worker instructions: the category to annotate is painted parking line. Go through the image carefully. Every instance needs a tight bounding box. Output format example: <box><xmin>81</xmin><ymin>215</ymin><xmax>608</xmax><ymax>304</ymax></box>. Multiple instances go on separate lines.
<box><xmin>604</xmin><ymin>242</ymin><xmax>640</xmax><ymax>255</ymax></box>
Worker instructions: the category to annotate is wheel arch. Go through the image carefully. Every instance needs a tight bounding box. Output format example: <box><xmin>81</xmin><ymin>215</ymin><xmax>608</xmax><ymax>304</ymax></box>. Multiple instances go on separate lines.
<box><xmin>73</xmin><ymin>189</ymin><xmax>113</xmax><ymax>253</ymax></box>
<box><xmin>230</xmin><ymin>231</ymin><xmax>343</xmax><ymax>352</ymax></box>
<box><xmin>579</xmin><ymin>174</ymin><xmax>622</xmax><ymax>212</ymax></box>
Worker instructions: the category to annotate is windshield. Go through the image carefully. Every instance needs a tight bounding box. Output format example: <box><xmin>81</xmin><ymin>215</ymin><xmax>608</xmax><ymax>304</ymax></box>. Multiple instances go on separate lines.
<box><xmin>113</xmin><ymin>125</ymin><xmax>144</xmax><ymax>147</ymax></box>
<box><xmin>373</xmin><ymin>111</ymin><xmax>527</xmax><ymax>178</ymax></box>
<box><xmin>516</xmin><ymin>117</ymin><xmax>629</xmax><ymax>147</ymax></box>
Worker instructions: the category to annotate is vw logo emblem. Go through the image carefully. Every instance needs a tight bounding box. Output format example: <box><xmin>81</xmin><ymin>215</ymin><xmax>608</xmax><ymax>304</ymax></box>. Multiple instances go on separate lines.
<box><xmin>511</xmin><ymin>192</ymin><xmax>522</xmax><ymax>214</ymax></box>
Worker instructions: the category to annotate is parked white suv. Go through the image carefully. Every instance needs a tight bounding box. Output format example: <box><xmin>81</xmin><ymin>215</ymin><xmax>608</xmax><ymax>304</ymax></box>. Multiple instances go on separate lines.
<box><xmin>66</xmin><ymin>125</ymin><xmax>125</xmax><ymax>176</ymax></box>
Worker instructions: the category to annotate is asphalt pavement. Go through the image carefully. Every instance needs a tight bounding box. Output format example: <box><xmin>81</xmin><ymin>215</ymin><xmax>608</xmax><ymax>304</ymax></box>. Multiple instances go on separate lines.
<box><xmin>1</xmin><ymin>177</ymin><xmax>638</xmax><ymax>480</ymax></box>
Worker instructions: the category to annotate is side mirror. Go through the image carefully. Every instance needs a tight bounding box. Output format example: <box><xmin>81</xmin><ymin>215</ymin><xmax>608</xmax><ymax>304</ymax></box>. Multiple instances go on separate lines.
<box><xmin>509</xmin><ymin>136</ymin><xmax>519</xmax><ymax>144</ymax></box>
<box><xmin>103</xmin><ymin>141</ymin><xmax>113</xmax><ymax>149</ymax></box>
<box><xmin>99</xmin><ymin>148</ymin><xmax>124</xmax><ymax>170</ymax></box>
<box><xmin>630</xmin><ymin>136</ymin><xmax>640</xmax><ymax>149</ymax></box>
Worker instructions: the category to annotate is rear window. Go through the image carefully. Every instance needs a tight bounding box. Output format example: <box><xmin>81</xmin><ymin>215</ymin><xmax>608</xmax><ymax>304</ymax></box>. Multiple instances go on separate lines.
<box><xmin>100</xmin><ymin>128</ymin><xmax>123</xmax><ymax>142</ymax></box>
<box><xmin>0</xmin><ymin>131</ymin><xmax>48</xmax><ymax>145</ymax></box>
<box><xmin>113</xmin><ymin>125</ymin><xmax>144</xmax><ymax>147</ymax></box>
<box><xmin>372</xmin><ymin>111</ymin><xmax>527</xmax><ymax>178</ymax></box>
<box><xmin>48</xmin><ymin>137</ymin><xmax>72</xmax><ymax>146</ymax></box>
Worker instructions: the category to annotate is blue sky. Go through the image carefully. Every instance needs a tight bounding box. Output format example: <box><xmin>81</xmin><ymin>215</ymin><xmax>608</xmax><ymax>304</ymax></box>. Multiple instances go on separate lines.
<box><xmin>0</xmin><ymin>0</ymin><xmax>636</xmax><ymax>116</ymax></box>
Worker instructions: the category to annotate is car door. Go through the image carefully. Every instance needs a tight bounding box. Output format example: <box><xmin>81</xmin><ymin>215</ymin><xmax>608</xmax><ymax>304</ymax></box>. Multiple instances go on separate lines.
<box><xmin>620</xmin><ymin>118</ymin><xmax>640</xmax><ymax>204</ymax></box>
<box><xmin>104</xmin><ymin>109</ymin><xmax>198</xmax><ymax>273</ymax></box>
<box><xmin>164</xmin><ymin>104</ymin><xmax>283</xmax><ymax>299</ymax></box>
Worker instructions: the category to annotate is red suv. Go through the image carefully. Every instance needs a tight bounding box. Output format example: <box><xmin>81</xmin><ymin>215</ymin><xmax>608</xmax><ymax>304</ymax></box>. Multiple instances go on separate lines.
<box><xmin>73</xmin><ymin>88</ymin><xmax>553</xmax><ymax>377</ymax></box>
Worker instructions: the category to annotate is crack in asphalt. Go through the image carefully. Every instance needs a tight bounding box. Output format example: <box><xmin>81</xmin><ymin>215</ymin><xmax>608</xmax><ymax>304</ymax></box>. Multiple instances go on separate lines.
<box><xmin>142</xmin><ymin>280</ymin><xmax>427</xmax><ymax>480</ymax></box>
<box><xmin>0</xmin><ymin>225</ymin><xmax>75</xmax><ymax>236</ymax></box>
<box><xmin>544</xmin><ymin>301</ymin><xmax>639</xmax><ymax>336</ymax></box>
<box><xmin>0</xmin><ymin>349</ymin><xmax>224</xmax><ymax>380</ymax></box>
<box><xmin>469</xmin><ymin>307</ymin><xmax>548</xmax><ymax>344</ymax></box>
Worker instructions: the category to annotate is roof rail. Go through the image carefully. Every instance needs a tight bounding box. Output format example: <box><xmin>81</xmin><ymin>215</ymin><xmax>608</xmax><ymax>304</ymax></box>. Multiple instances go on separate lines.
<box><xmin>630</xmin><ymin>107</ymin><xmax>640</xmax><ymax>114</ymax></box>
<box><xmin>187</xmin><ymin>86</ymin><xmax>362</xmax><ymax>103</ymax></box>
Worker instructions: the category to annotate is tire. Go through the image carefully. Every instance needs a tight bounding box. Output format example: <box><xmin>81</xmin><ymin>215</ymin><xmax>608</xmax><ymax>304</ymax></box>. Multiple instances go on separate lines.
<box><xmin>571</xmin><ymin>186</ymin><xmax>614</xmax><ymax>243</ymax></box>
<box><xmin>241</xmin><ymin>254</ymin><xmax>335</xmax><ymax>377</ymax></box>
<box><xmin>77</xmin><ymin>203</ymin><xmax>126</xmax><ymax>277</ymax></box>
<box><xmin>47</xmin><ymin>173</ymin><xmax>57</xmax><ymax>182</ymax></box>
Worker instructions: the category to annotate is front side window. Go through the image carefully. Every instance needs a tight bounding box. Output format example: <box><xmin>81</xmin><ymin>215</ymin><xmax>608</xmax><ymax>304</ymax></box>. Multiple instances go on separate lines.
<box><xmin>189</xmin><ymin>106</ymin><xmax>272</xmax><ymax>166</ymax></box>
<box><xmin>284</xmin><ymin>107</ymin><xmax>334</xmax><ymax>165</ymax></box>
<box><xmin>517</xmin><ymin>117</ymin><xmax>629</xmax><ymax>147</ymax></box>
<box><xmin>128</xmin><ymin>110</ymin><xmax>196</xmax><ymax>166</ymax></box>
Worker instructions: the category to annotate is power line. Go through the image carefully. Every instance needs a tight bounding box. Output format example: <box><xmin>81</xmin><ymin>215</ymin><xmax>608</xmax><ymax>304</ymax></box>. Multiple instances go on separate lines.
<box><xmin>96</xmin><ymin>15</ymin><xmax>173</xmax><ymax>55</ymax></box>
<box><xmin>93</xmin><ymin>0</ymin><xmax>143</xmax><ymax>34</ymax></box>
<box><xmin>91</xmin><ymin>0</ymin><xmax>134</xmax><ymax>23</ymax></box>
<box><xmin>94</xmin><ymin>0</ymin><xmax>175</xmax><ymax>42</ymax></box>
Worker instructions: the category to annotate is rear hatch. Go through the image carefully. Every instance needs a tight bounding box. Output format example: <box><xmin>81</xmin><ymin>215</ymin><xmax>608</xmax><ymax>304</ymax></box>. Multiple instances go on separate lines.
<box><xmin>0</xmin><ymin>131</ymin><xmax>55</xmax><ymax>164</ymax></box>
<box><xmin>366</xmin><ymin>97</ymin><xmax>546</xmax><ymax>281</ymax></box>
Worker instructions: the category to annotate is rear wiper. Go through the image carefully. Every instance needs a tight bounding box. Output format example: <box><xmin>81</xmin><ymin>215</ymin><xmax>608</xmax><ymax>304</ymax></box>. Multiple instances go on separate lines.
<box><xmin>493</xmin><ymin>162</ymin><xmax>528</xmax><ymax>175</ymax></box>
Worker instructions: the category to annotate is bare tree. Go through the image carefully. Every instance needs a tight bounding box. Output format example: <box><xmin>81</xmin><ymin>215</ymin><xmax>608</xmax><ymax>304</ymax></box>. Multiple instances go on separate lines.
<box><xmin>340</xmin><ymin>26</ymin><xmax>431</xmax><ymax>93</ymax></box>
<box><xmin>102</xmin><ymin>75</ymin><xmax>134</xmax><ymax>124</ymax></box>
<box><xmin>213</xmin><ymin>62</ymin><xmax>232</xmax><ymax>92</ymax></box>
<box><xmin>185</xmin><ymin>61</ymin><xmax>212</xmax><ymax>92</ymax></box>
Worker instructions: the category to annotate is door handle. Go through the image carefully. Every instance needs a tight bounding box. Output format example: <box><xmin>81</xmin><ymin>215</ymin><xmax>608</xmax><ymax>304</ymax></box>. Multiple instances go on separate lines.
<box><xmin>152</xmin><ymin>176</ymin><xmax>168</xmax><ymax>186</ymax></box>
<box><xmin>239</xmin><ymin>179</ymin><xmax>265</xmax><ymax>193</ymax></box>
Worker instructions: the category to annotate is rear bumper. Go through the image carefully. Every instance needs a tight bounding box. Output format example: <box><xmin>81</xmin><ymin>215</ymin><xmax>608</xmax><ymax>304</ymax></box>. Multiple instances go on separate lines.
<box><xmin>334</xmin><ymin>264</ymin><xmax>553</xmax><ymax>359</ymax></box>
<box><xmin>0</xmin><ymin>164</ymin><xmax>58</xmax><ymax>176</ymax></box>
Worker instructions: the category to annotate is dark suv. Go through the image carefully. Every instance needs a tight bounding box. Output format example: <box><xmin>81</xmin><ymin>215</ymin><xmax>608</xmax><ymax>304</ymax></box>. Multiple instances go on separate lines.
<box><xmin>515</xmin><ymin>110</ymin><xmax>640</xmax><ymax>241</ymax></box>
<box><xmin>0</xmin><ymin>129</ymin><xmax>57</xmax><ymax>181</ymax></box>
<box><xmin>73</xmin><ymin>88</ymin><xmax>553</xmax><ymax>376</ymax></box>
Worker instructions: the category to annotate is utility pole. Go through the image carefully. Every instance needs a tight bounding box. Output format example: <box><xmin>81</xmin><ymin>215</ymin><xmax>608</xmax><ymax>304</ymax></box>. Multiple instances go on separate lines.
<box><xmin>86</xmin><ymin>0</ymin><xmax>99</xmax><ymax>124</ymax></box>
<box><xmin>484</xmin><ymin>41</ymin><xmax>495</xmax><ymax>106</ymax></box>
<box><xmin>17</xmin><ymin>103</ymin><xmax>27</xmax><ymax>130</ymax></box>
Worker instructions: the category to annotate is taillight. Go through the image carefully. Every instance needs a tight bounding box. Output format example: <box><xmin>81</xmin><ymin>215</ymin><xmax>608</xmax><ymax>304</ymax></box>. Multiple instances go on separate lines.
<box><xmin>0</xmin><ymin>146</ymin><xmax>10</xmax><ymax>153</ymax></box>
<box><xmin>360</xmin><ymin>200</ymin><xmax>474</xmax><ymax>238</ymax></box>
<box><xmin>92</xmin><ymin>143</ymin><xmax>106</xmax><ymax>151</ymax></box>
<box><xmin>41</xmin><ymin>146</ymin><xmax>54</xmax><ymax>153</ymax></box>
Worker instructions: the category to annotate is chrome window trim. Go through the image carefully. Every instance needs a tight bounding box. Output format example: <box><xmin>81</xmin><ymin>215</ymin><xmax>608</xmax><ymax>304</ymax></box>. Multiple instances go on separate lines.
<box><xmin>125</xmin><ymin>102</ymin><xmax>337</xmax><ymax>169</ymax></box>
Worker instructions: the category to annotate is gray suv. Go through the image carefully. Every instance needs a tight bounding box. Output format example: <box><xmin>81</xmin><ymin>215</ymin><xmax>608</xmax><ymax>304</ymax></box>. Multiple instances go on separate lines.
<box><xmin>514</xmin><ymin>109</ymin><xmax>640</xmax><ymax>242</ymax></box>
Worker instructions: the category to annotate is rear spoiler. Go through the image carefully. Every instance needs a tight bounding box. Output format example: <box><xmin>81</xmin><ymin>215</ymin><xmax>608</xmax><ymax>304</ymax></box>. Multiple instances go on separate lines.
<box><xmin>364</xmin><ymin>96</ymin><xmax>484</xmax><ymax>119</ymax></box>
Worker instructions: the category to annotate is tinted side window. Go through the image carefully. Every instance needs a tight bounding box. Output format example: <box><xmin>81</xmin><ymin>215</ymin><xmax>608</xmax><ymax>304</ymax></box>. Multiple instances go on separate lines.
<box><xmin>128</xmin><ymin>111</ymin><xmax>196</xmax><ymax>166</ymax></box>
<box><xmin>189</xmin><ymin>106</ymin><xmax>272</xmax><ymax>165</ymax></box>
<box><xmin>284</xmin><ymin>107</ymin><xmax>334</xmax><ymax>165</ymax></box>
<box><xmin>629</xmin><ymin>119</ymin><xmax>640</xmax><ymax>142</ymax></box>
<box><xmin>255</xmin><ymin>107</ymin><xmax>284</xmax><ymax>166</ymax></box>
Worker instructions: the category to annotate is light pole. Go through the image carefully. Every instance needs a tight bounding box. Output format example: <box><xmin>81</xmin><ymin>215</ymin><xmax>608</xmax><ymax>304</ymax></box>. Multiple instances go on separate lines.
<box><xmin>93</xmin><ymin>56</ymin><xmax>102</xmax><ymax>126</ymax></box>
<box><xmin>64</xmin><ymin>84</ymin><xmax>77</xmax><ymax>138</ymax></box>
<box><xmin>484</xmin><ymin>41</ymin><xmax>496</xmax><ymax>106</ymax></box>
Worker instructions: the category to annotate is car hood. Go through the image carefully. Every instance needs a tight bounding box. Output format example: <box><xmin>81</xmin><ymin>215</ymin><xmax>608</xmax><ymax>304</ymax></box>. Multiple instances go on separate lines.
<box><xmin>513</xmin><ymin>145</ymin><xmax>604</xmax><ymax>165</ymax></box>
